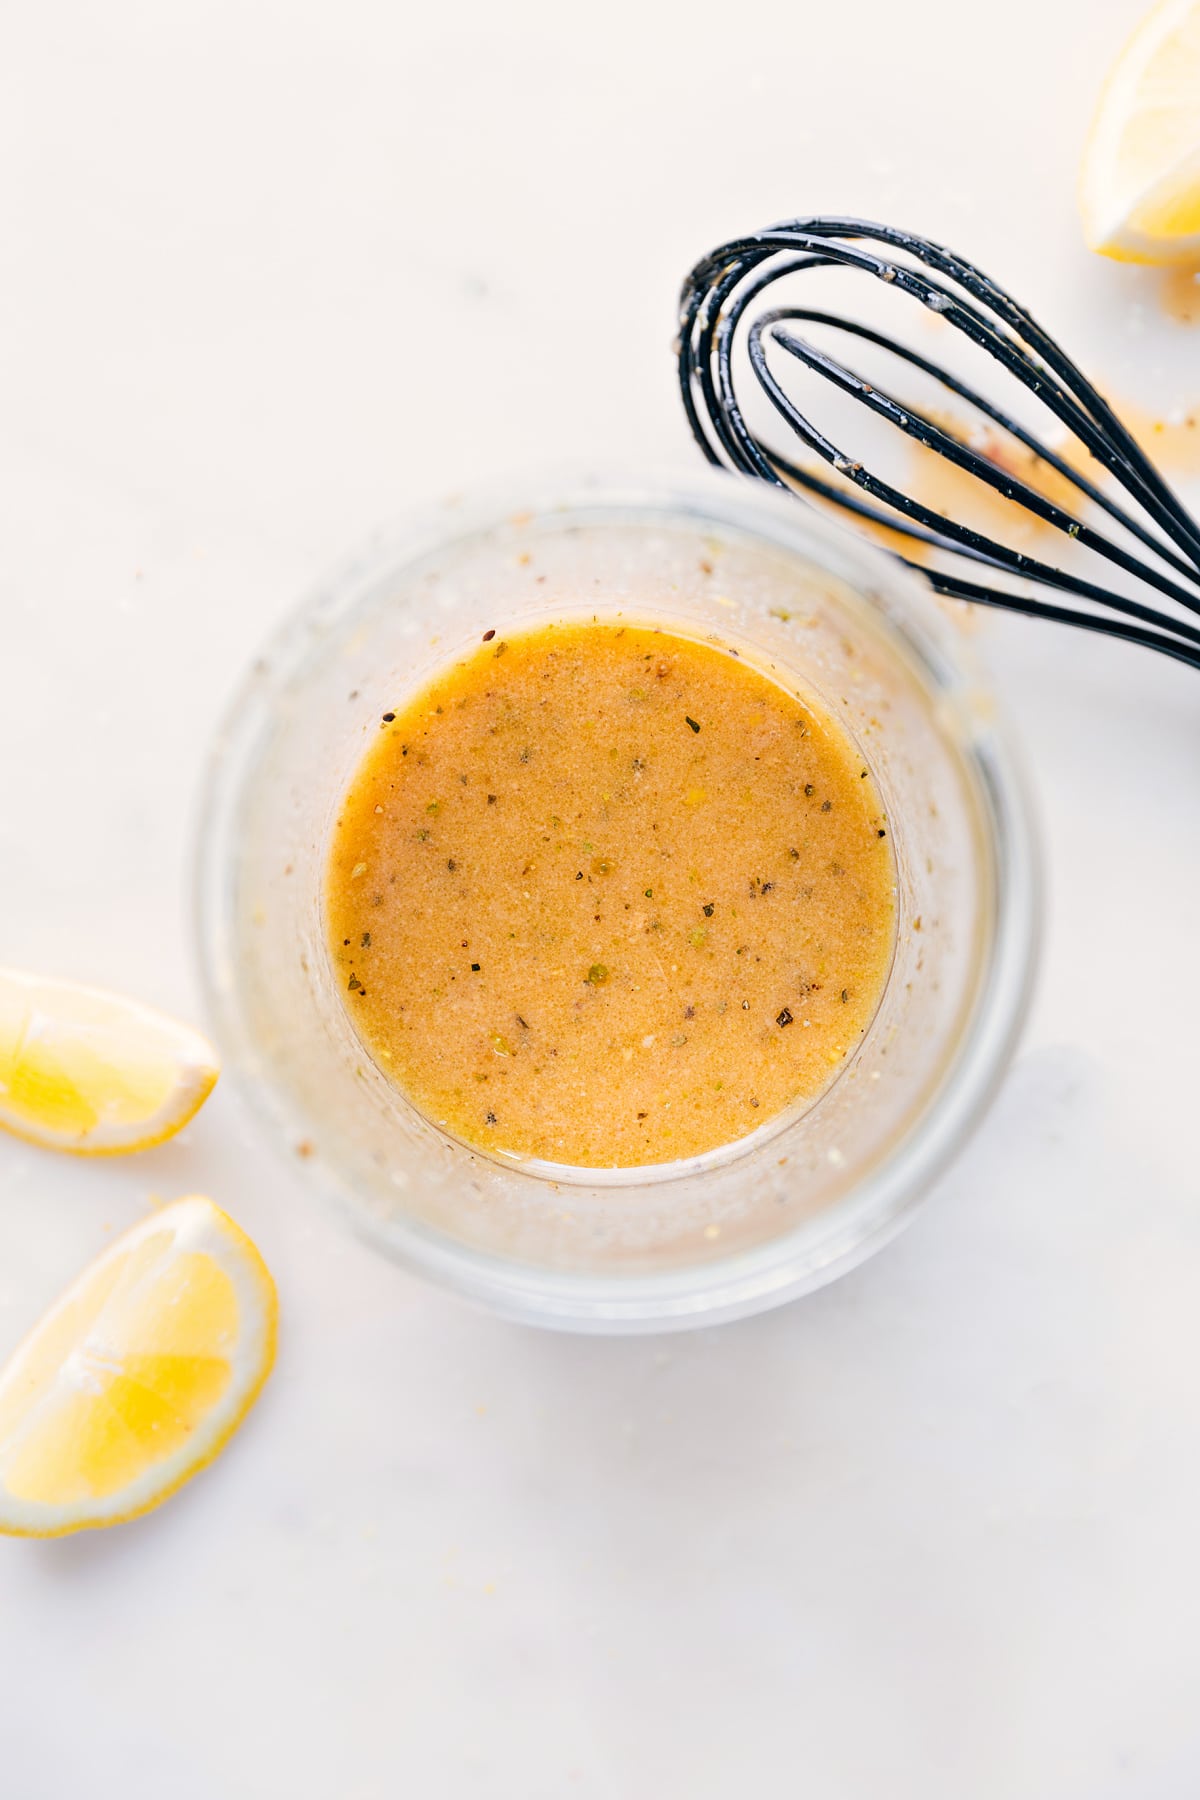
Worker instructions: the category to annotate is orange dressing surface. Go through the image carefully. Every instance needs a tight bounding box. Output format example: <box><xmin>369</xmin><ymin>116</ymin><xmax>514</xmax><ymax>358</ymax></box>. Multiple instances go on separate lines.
<box><xmin>326</xmin><ymin>621</ymin><xmax>896</xmax><ymax>1167</ymax></box>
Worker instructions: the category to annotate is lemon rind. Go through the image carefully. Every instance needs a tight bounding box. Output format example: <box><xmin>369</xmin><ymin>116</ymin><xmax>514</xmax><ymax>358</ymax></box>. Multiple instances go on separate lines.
<box><xmin>0</xmin><ymin>1197</ymin><xmax>277</xmax><ymax>1538</ymax></box>
<box><xmin>1080</xmin><ymin>0</ymin><xmax>1200</xmax><ymax>264</ymax></box>
<box><xmin>0</xmin><ymin>969</ymin><xmax>221</xmax><ymax>1156</ymax></box>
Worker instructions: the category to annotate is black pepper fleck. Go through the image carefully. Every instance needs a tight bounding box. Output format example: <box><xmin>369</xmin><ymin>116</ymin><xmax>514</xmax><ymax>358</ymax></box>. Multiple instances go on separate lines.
<box><xmin>776</xmin><ymin>1007</ymin><xmax>794</xmax><ymax>1027</ymax></box>
<box><xmin>471</xmin><ymin>962</ymin><xmax>481</xmax><ymax>971</ymax></box>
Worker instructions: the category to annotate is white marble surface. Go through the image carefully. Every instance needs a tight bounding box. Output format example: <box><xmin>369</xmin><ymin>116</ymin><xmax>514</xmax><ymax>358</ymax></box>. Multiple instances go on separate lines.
<box><xmin>2</xmin><ymin>1</ymin><xmax>1200</xmax><ymax>1793</ymax></box>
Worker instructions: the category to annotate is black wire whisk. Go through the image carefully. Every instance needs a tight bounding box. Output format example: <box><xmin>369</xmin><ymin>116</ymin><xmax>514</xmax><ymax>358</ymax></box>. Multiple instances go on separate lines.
<box><xmin>678</xmin><ymin>217</ymin><xmax>1200</xmax><ymax>672</ymax></box>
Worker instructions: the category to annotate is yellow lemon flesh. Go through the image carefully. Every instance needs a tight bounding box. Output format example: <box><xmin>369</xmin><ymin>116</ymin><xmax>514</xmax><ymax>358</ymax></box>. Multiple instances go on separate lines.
<box><xmin>0</xmin><ymin>969</ymin><xmax>219</xmax><ymax>1154</ymax></box>
<box><xmin>1081</xmin><ymin>0</ymin><xmax>1200</xmax><ymax>264</ymax></box>
<box><xmin>0</xmin><ymin>1196</ymin><xmax>277</xmax><ymax>1536</ymax></box>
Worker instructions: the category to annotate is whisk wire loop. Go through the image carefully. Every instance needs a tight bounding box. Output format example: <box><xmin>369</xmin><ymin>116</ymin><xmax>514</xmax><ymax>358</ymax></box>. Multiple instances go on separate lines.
<box><xmin>750</xmin><ymin>308</ymin><xmax>1200</xmax><ymax>588</ymax></box>
<box><xmin>678</xmin><ymin>217</ymin><xmax>1200</xmax><ymax>671</ymax></box>
<box><xmin>755</xmin><ymin>317</ymin><xmax>1200</xmax><ymax>617</ymax></box>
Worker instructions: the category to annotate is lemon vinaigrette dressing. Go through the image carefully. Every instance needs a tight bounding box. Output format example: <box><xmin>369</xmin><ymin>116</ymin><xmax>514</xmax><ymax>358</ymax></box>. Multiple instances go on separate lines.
<box><xmin>325</xmin><ymin>621</ymin><xmax>896</xmax><ymax>1169</ymax></box>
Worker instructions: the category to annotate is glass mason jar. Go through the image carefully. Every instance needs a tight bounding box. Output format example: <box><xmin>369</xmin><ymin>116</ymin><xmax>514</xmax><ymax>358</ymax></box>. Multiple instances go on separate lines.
<box><xmin>194</xmin><ymin>470</ymin><xmax>1039</xmax><ymax>1332</ymax></box>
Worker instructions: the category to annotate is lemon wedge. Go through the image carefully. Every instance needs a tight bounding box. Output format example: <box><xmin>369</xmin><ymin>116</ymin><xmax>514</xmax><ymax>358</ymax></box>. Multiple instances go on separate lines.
<box><xmin>1081</xmin><ymin>0</ymin><xmax>1200</xmax><ymax>263</ymax></box>
<box><xmin>0</xmin><ymin>969</ymin><xmax>219</xmax><ymax>1154</ymax></box>
<box><xmin>0</xmin><ymin>1196</ymin><xmax>277</xmax><ymax>1536</ymax></box>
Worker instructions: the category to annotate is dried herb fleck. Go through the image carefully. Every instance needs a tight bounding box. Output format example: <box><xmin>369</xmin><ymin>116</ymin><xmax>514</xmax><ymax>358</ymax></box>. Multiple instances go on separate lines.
<box><xmin>586</xmin><ymin>964</ymin><xmax>609</xmax><ymax>985</ymax></box>
<box><xmin>685</xmin><ymin>716</ymin><xmax>701</xmax><ymax>733</ymax></box>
